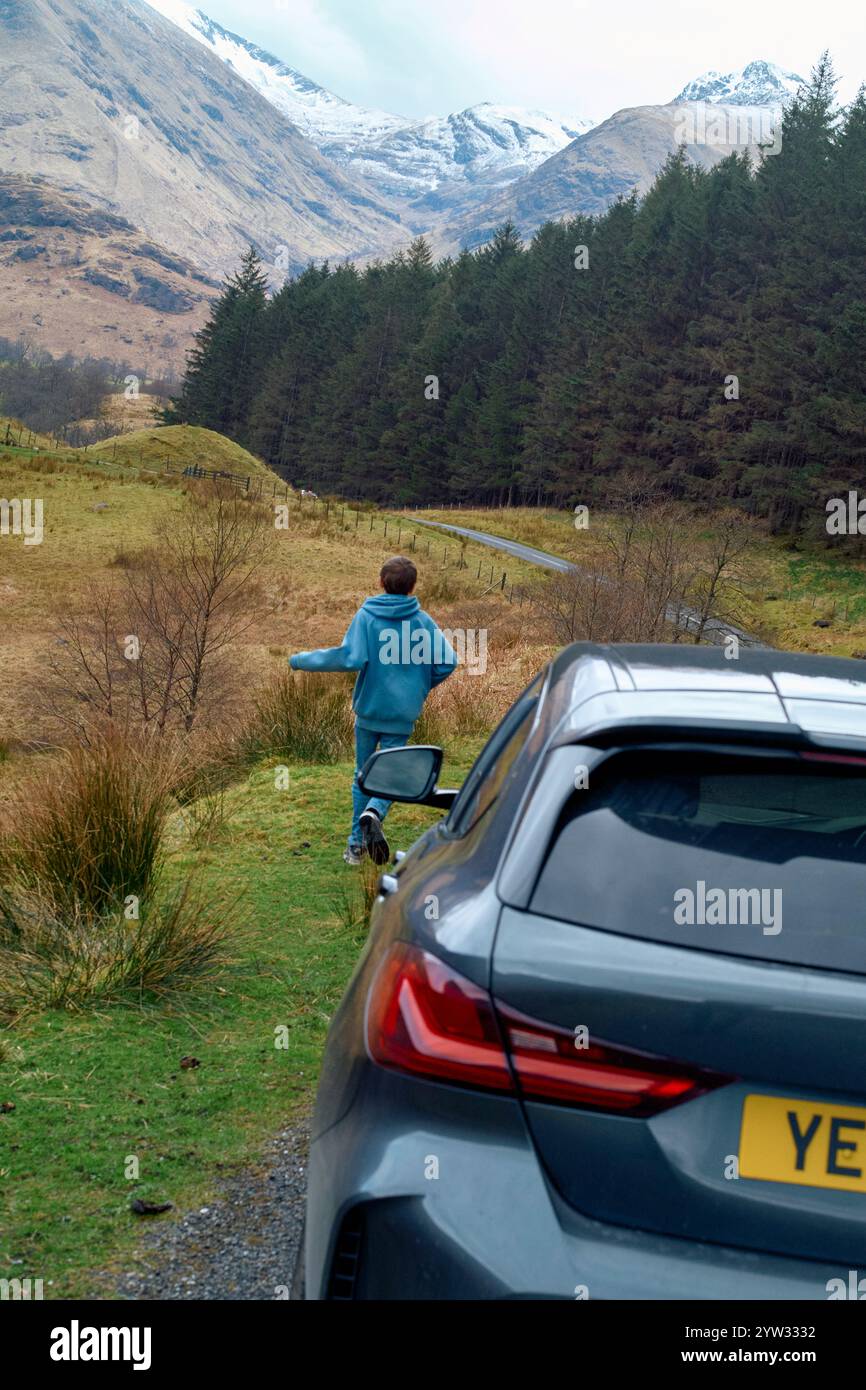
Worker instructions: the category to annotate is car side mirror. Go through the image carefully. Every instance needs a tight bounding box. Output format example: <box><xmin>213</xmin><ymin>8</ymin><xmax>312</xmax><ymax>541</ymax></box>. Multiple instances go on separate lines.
<box><xmin>358</xmin><ymin>745</ymin><xmax>459</xmax><ymax>811</ymax></box>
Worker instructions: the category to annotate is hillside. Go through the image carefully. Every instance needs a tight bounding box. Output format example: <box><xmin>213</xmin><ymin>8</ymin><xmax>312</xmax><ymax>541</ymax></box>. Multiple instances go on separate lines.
<box><xmin>0</xmin><ymin>175</ymin><xmax>218</xmax><ymax>371</ymax></box>
<box><xmin>84</xmin><ymin>424</ymin><xmax>283</xmax><ymax>480</ymax></box>
<box><xmin>0</xmin><ymin>0</ymin><xmax>405</xmax><ymax>290</ymax></box>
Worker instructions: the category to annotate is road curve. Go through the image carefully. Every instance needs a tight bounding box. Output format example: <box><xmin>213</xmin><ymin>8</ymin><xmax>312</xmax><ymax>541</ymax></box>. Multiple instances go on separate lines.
<box><xmin>409</xmin><ymin>515</ymin><xmax>575</xmax><ymax>573</ymax></box>
<box><xmin>408</xmin><ymin>514</ymin><xmax>764</xmax><ymax>649</ymax></box>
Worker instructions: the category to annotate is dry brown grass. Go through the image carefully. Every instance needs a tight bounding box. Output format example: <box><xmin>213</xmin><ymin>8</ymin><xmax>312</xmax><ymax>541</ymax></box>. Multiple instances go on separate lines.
<box><xmin>0</xmin><ymin>726</ymin><xmax>177</xmax><ymax>917</ymax></box>
<box><xmin>0</xmin><ymin>457</ymin><xmax>538</xmax><ymax>748</ymax></box>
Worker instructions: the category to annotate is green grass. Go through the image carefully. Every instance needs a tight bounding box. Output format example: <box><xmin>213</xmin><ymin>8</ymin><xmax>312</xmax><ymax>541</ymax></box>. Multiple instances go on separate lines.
<box><xmin>85</xmin><ymin>425</ymin><xmax>282</xmax><ymax>482</ymax></box>
<box><xmin>0</xmin><ymin>742</ymin><xmax>480</xmax><ymax>1298</ymax></box>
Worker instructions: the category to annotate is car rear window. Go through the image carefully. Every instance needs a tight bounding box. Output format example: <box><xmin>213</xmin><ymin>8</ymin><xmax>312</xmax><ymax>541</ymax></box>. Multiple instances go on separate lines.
<box><xmin>531</xmin><ymin>750</ymin><xmax>866</xmax><ymax>973</ymax></box>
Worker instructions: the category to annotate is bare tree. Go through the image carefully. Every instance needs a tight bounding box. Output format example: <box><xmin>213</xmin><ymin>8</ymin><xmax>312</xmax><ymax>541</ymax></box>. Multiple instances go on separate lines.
<box><xmin>38</xmin><ymin>487</ymin><xmax>274</xmax><ymax>739</ymax></box>
<box><xmin>688</xmin><ymin>510</ymin><xmax>756</xmax><ymax>643</ymax></box>
<box><xmin>534</xmin><ymin>501</ymin><xmax>755</xmax><ymax>648</ymax></box>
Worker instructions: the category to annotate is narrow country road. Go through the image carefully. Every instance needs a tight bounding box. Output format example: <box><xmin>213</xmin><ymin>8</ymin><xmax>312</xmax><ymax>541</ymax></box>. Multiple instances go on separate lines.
<box><xmin>409</xmin><ymin>515</ymin><xmax>764</xmax><ymax>649</ymax></box>
<box><xmin>409</xmin><ymin>515</ymin><xmax>576</xmax><ymax>573</ymax></box>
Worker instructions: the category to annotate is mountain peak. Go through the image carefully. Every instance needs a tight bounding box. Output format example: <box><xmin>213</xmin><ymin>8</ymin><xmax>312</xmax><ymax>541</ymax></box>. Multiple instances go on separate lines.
<box><xmin>144</xmin><ymin>0</ymin><xmax>408</xmax><ymax>144</ymax></box>
<box><xmin>145</xmin><ymin>2</ymin><xmax>594</xmax><ymax>197</ymax></box>
<box><xmin>673</xmin><ymin>59</ymin><xmax>805</xmax><ymax>107</ymax></box>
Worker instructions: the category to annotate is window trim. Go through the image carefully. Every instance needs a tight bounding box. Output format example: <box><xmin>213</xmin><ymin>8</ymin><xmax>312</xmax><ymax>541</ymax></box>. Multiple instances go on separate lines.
<box><xmin>443</xmin><ymin>676</ymin><xmax>544</xmax><ymax>839</ymax></box>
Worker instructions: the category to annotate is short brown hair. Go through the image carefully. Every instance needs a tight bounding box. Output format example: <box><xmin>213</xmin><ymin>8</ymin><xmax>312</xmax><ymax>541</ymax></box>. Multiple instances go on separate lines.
<box><xmin>380</xmin><ymin>555</ymin><xmax>417</xmax><ymax>594</ymax></box>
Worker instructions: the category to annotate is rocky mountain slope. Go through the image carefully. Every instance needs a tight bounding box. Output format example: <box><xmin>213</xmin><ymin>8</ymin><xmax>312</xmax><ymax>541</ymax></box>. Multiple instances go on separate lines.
<box><xmin>145</xmin><ymin>0</ymin><xmax>410</xmax><ymax>149</ymax></box>
<box><xmin>673</xmin><ymin>59</ymin><xmax>804</xmax><ymax>106</ymax></box>
<box><xmin>0</xmin><ymin>175</ymin><xmax>217</xmax><ymax>372</ymax></box>
<box><xmin>434</xmin><ymin>98</ymin><xmax>787</xmax><ymax>252</ymax></box>
<box><xmin>0</xmin><ymin>0</ymin><xmax>404</xmax><ymax>288</ymax></box>
<box><xmin>143</xmin><ymin>2</ymin><xmax>806</xmax><ymax>248</ymax></box>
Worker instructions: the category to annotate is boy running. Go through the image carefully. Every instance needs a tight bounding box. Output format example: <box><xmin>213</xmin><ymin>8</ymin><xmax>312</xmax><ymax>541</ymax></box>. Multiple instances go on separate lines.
<box><xmin>288</xmin><ymin>556</ymin><xmax>457</xmax><ymax>865</ymax></box>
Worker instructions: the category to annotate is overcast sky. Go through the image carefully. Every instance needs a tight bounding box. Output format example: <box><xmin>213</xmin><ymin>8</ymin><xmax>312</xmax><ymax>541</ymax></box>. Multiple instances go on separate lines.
<box><xmin>166</xmin><ymin>0</ymin><xmax>864</xmax><ymax>120</ymax></box>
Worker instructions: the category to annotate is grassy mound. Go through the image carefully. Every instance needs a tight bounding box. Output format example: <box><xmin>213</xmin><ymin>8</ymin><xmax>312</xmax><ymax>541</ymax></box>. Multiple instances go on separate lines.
<box><xmin>83</xmin><ymin>425</ymin><xmax>283</xmax><ymax>483</ymax></box>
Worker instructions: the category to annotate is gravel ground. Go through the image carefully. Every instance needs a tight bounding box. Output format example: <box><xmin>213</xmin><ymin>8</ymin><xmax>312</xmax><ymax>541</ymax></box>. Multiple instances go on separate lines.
<box><xmin>106</xmin><ymin>1117</ymin><xmax>310</xmax><ymax>1301</ymax></box>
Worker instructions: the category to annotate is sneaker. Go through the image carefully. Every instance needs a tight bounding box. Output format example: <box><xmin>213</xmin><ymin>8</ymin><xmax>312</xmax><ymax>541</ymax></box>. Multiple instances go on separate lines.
<box><xmin>359</xmin><ymin>809</ymin><xmax>390</xmax><ymax>865</ymax></box>
<box><xmin>343</xmin><ymin>845</ymin><xmax>362</xmax><ymax>867</ymax></box>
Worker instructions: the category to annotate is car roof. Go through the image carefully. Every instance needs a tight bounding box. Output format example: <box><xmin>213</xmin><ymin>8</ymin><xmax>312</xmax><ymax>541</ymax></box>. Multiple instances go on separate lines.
<box><xmin>547</xmin><ymin>643</ymin><xmax>866</xmax><ymax>747</ymax></box>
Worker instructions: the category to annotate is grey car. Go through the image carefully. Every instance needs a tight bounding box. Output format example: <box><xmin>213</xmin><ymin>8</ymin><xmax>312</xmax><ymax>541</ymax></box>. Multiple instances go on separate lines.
<box><xmin>298</xmin><ymin>643</ymin><xmax>866</xmax><ymax>1300</ymax></box>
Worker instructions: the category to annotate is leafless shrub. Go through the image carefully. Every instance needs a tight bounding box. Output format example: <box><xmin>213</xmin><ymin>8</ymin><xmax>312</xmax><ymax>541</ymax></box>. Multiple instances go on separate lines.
<box><xmin>38</xmin><ymin>489</ymin><xmax>274</xmax><ymax>739</ymax></box>
<box><xmin>535</xmin><ymin>501</ymin><xmax>755</xmax><ymax>646</ymax></box>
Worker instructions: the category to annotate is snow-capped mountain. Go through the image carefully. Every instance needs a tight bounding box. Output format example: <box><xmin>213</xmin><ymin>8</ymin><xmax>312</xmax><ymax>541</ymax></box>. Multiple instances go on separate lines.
<box><xmin>145</xmin><ymin>1</ymin><xmax>593</xmax><ymax>201</ymax></box>
<box><xmin>673</xmin><ymin>60</ymin><xmax>804</xmax><ymax>108</ymax></box>
<box><xmin>350</xmin><ymin>105</ymin><xmax>595</xmax><ymax>202</ymax></box>
<box><xmin>145</xmin><ymin>0</ymin><xmax>407</xmax><ymax>149</ymax></box>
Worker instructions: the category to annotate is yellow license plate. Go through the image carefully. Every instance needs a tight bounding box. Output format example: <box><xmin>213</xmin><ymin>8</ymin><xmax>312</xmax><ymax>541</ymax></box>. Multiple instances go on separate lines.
<box><xmin>739</xmin><ymin>1094</ymin><xmax>866</xmax><ymax>1193</ymax></box>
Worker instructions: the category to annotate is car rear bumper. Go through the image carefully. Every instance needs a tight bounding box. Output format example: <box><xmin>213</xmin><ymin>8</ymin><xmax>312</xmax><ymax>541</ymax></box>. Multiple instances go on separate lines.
<box><xmin>304</xmin><ymin>1065</ymin><xmax>843</xmax><ymax>1300</ymax></box>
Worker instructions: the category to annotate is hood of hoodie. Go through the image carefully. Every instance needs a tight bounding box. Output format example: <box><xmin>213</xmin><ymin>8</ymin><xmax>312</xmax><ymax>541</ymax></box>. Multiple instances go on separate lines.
<box><xmin>361</xmin><ymin>594</ymin><xmax>420</xmax><ymax>620</ymax></box>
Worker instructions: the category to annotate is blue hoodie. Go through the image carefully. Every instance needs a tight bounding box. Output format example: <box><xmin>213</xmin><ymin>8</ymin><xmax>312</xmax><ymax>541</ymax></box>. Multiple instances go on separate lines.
<box><xmin>288</xmin><ymin>594</ymin><xmax>458</xmax><ymax>735</ymax></box>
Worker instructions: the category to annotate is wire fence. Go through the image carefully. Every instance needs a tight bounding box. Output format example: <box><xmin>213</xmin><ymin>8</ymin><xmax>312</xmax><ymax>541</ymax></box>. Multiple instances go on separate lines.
<box><xmin>0</xmin><ymin>432</ymin><xmax>527</xmax><ymax>605</ymax></box>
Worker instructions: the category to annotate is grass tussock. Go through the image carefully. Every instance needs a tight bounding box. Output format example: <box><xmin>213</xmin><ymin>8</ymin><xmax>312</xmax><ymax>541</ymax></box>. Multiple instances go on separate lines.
<box><xmin>1</xmin><ymin>728</ymin><xmax>177</xmax><ymax>918</ymax></box>
<box><xmin>0</xmin><ymin>882</ymin><xmax>237</xmax><ymax>1020</ymax></box>
<box><xmin>414</xmin><ymin>669</ymin><xmax>500</xmax><ymax>743</ymax></box>
<box><xmin>0</xmin><ymin>728</ymin><xmax>236</xmax><ymax>1017</ymax></box>
<box><xmin>249</xmin><ymin>670</ymin><xmax>354</xmax><ymax>764</ymax></box>
<box><xmin>331</xmin><ymin>856</ymin><xmax>382</xmax><ymax>933</ymax></box>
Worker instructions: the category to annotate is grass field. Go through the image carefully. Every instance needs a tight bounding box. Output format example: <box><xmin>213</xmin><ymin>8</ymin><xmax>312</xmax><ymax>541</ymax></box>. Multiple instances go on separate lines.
<box><xmin>0</xmin><ymin>446</ymin><xmax>540</xmax><ymax>744</ymax></box>
<box><xmin>0</xmin><ymin>743</ymin><xmax>479</xmax><ymax>1297</ymax></box>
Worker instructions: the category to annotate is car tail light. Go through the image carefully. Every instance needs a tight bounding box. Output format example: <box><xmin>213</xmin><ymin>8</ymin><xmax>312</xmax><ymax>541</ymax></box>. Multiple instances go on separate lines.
<box><xmin>367</xmin><ymin>944</ymin><xmax>731</xmax><ymax>1115</ymax></box>
<box><xmin>366</xmin><ymin>943</ymin><xmax>514</xmax><ymax>1092</ymax></box>
<box><xmin>496</xmin><ymin>1003</ymin><xmax>731</xmax><ymax>1117</ymax></box>
<box><xmin>802</xmin><ymin>751</ymin><xmax>866</xmax><ymax>768</ymax></box>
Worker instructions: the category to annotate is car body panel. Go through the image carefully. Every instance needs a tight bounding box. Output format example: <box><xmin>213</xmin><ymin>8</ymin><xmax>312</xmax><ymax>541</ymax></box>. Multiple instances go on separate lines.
<box><xmin>493</xmin><ymin>906</ymin><xmax>866</xmax><ymax>1263</ymax></box>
